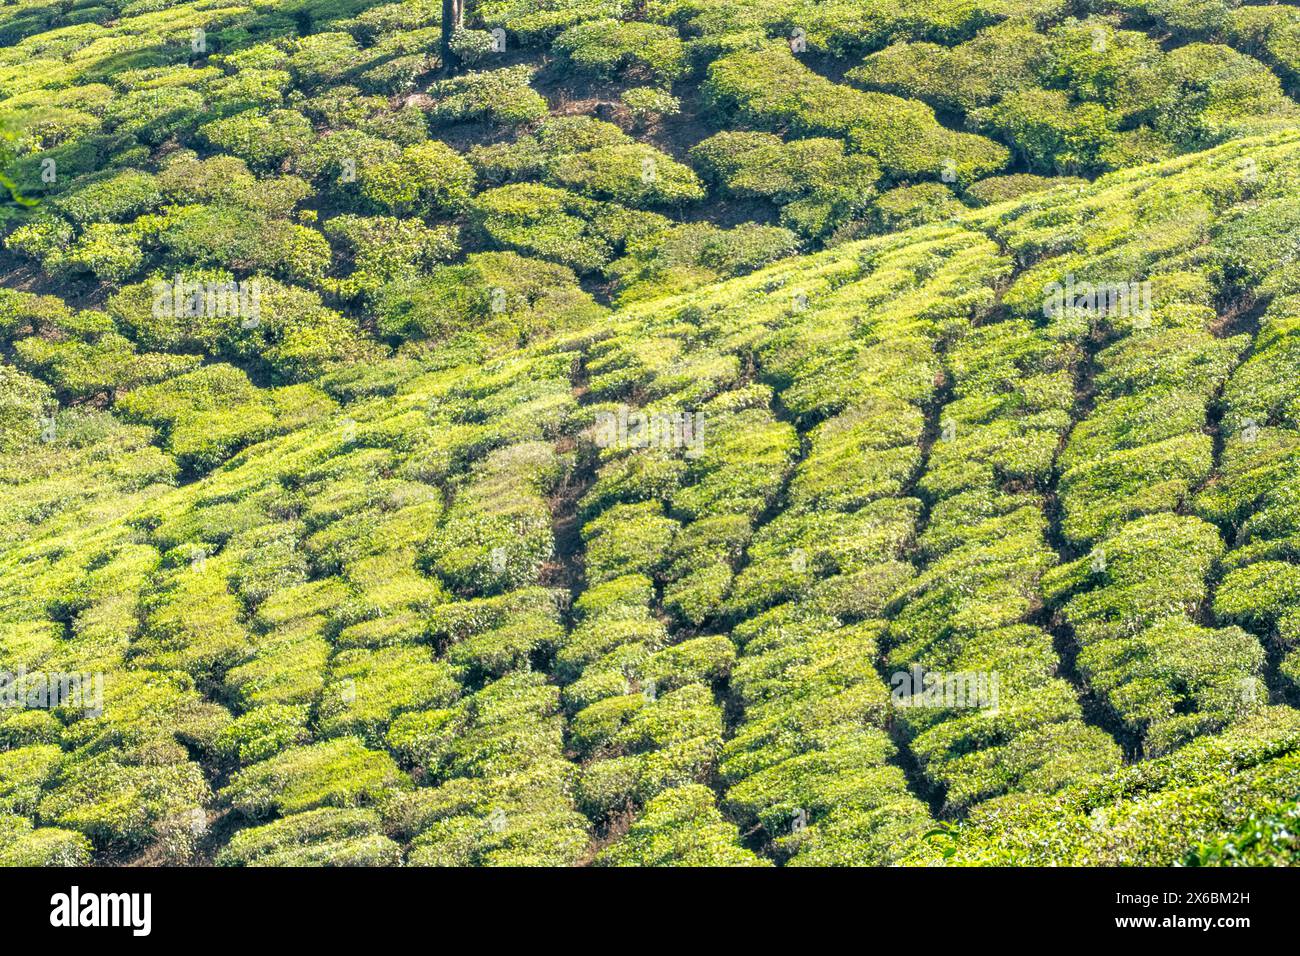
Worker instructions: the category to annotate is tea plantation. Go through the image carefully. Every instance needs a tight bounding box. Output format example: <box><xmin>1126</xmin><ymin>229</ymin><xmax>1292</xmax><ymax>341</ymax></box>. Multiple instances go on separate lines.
<box><xmin>2</xmin><ymin>0</ymin><xmax>1300</xmax><ymax>867</ymax></box>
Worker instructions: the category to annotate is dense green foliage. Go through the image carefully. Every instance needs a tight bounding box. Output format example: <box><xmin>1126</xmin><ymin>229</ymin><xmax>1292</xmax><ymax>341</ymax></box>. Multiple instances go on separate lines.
<box><xmin>3</xmin><ymin>0</ymin><xmax>1300</xmax><ymax>867</ymax></box>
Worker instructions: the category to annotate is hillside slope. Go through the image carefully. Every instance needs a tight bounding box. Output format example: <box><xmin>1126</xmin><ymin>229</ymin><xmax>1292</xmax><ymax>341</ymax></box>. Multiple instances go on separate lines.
<box><xmin>4</xmin><ymin>125</ymin><xmax>1300</xmax><ymax>865</ymax></box>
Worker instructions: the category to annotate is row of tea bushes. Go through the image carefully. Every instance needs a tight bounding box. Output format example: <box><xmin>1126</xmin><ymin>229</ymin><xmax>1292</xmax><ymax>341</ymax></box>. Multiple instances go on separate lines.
<box><xmin>127</xmin><ymin>376</ymin><xmax>433</xmax><ymax>862</ymax></box>
<box><xmin>487</xmin><ymin>0</ymin><xmax>1056</xmax><ymax>59</ymax></box>
<box><xmin>555</xmin><ymin>348</ymin><xmax>773</xmax><ymax>859</ymax></box>
<box><xmin>1053</xmin><ymin>313</ymin><xmax>1241</xmax><ymax>548</ymax></box>
<box><xmin>100</xmin><ymin>330</ymin><xmax>580</xmax><ymax>860</ymax></box>
<box><xmin>0</xmin><ymin>811</ymin><xmax>91</xmax><ymax>865</ymax></box>
<box><xmin>988</xmin><ymin>136</ymin><xmax>1300</xmax><ymax>756</ymax></box>
<box><xmin>1198</xmin><ymin>293</ymin><xmax>1300</xmax><ymax>691</ymax></box>
<box><xmin>595</xmin><ymin>784</ymin><xmax>766</xmax><ymax>866</ymax></box>
<box><xmin>587</xmin><ymin>224</ymin><xmax>1011</xmax><ymax>860</ymax></box>
<box><xmin>372</xmin><ymin>344</ymin><xmax>590</xmax><ymax>865</ymax></box>
<box><xmin>704</xmin><ymin>43</ymin><xmax>1010</xmax><ymax>185</ymax></box>
<box><xmin>903</xmin><ymin>707</ymin><xmax>1300</xmax><ymax>864</ymax></box>
<box><xmin>887</xmin><ymin>314</ymin><xmax>1126</xmax><ymax>811</ymax></box>
<box><xmin>850</xmin><ymin>18</ymin><xmax>1299</xmax><ymax>174</ymax></box>
<box><xmin>1041</xmin><ymin>313</ymin><xmax>1265</xmax><ymax>754</ymax></box>
<box><xmin>1113</xmin><ymin>0</ymin><xmax>1300</xmax><ymax>94</ymax></box>
<box><xmin>214</xmin><ymin>341</ymin><xmax>593</xmax><ymax>864</ymax></box>
<box><xmin>718</xmin><ymin>228</ymin><xmax>1015</xmax><ymax>859</ymax></box>
<box><xmin>546</xmin><ymin>236</ymin><xmax>910</xmax><ymax>861</ymax></box>
<box><xmin>469</xmin><ymin>115</ymin><xmax>702</xmax><ymax>209</ymax></box>
<box><xmin>690</xmin><ymin>131</ymin><xmax>881</xmax><ymax>240</ymax></box>
<box><xmin>0</xmin><ymin>354</ymin><xmax>266</xmax><ymax>857</ymax></box>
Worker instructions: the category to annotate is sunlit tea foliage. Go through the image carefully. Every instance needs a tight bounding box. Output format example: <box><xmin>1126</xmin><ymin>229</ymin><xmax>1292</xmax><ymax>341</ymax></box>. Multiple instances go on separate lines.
<box><xmin>2</xmin><ymin>0</ymin><xmax>1300</xmax><ymax>867</ymax></box>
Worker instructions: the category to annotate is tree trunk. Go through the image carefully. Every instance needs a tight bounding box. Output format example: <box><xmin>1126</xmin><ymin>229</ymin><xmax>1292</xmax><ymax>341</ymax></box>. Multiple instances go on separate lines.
<box><xmin>441</xmin><ymin>0</ymin><xmax>465</xmax><ymax>71</ymax></box>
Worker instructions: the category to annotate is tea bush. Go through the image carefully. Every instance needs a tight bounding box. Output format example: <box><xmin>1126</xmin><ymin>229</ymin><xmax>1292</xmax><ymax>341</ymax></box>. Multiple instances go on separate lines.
<box><xmin>217</xmin><ymin>807</ymin><xmax>402</xmax><ymax>866</ymax></box>
<box><xmin>222</xmin><ymin>738</ymin><xmax>410</xmax><ymax>818</ymax></box>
